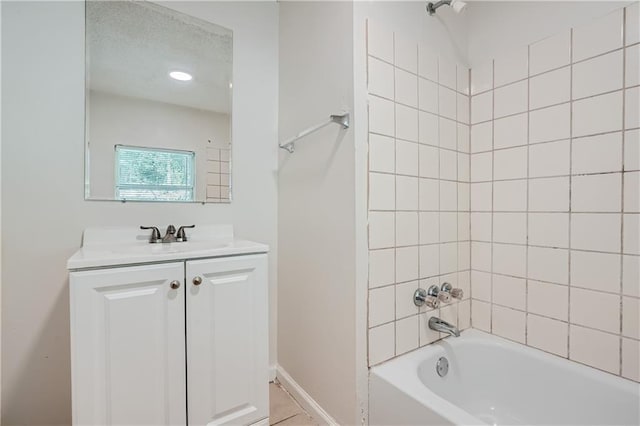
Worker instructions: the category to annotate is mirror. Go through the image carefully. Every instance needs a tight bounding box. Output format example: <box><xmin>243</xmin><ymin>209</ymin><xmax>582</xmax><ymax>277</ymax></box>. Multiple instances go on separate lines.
<box><xmin>85</xmin><ymin>1</ymin><xmax>233</xmax><ymax>203</ymax></box>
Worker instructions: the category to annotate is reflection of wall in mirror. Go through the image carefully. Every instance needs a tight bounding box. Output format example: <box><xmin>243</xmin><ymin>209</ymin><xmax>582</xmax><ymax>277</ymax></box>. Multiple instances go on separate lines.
<box><xmin>87</xmin><ymin>90</ymin><xmax>231</xmax><ymax>201</ymax></box>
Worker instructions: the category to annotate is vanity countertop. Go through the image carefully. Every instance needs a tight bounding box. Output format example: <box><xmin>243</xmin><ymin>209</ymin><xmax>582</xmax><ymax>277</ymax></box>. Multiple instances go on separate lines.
<box><xmin>67</xmin><ymin>225</ymin><xmax>268</xmax><ymax>270</ymax></box>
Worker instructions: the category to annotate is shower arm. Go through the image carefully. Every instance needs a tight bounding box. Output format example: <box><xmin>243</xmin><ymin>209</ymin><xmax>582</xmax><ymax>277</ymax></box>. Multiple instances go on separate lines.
<box><xmin>427</xmin><ymin>0</ymin><xmax>451</xmax><ymax>15</ymax></box>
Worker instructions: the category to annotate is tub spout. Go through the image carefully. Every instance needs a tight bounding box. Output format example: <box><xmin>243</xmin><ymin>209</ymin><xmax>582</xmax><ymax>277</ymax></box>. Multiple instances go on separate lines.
<box><xmin>429</xmin><ymin>317</ymin><xmax>460</xmax><ymax>337</ymax></box>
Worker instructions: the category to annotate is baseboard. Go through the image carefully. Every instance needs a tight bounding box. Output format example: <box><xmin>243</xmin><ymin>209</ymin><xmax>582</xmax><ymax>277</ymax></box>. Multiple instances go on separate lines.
<box><xmin>275</xmin><ymin>365</ymin><xmax>338</xmax><ymax>426</ymax></box>
<box><xmin>269</xmin><ymin>364</ymin><xmax>277</xmax><ymax>382</ymax></box>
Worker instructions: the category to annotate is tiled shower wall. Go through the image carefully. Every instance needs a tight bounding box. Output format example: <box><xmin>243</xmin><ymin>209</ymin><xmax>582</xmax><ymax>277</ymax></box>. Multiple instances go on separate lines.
<box><xmin>469</xmin><ymin>4</ymin><xmax>639</xmax><ymax>381</ymax></box>
<box><xmin>366</xmin><ymin>21</ymin><xmax>472</xmax><ymax>366</ymax></box>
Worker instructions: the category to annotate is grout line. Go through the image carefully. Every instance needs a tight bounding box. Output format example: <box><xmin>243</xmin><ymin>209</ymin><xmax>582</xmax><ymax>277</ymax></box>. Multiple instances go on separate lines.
<box><xmin>568</xmin><ymin>25</ymin><xmax>575</xmax><ymax>361</ymax></box>
<box><xmin>392</xmin><ymin>29</ymin><xmax>397</xmax><ymax>359</ymax></box>
<box><xmin>525</xmin><ymin>42</ymin><xmax>531</xmax><ymax>346</ymax></box>
<box><xmin>490</xmin><ymin>57</ymin><xmax>495</xmax><ymax>334</ymax></box>
<box><xmin>619</xmin><ymin>6</ymin><xmax>627</xmax><ymax>376</ymax></box>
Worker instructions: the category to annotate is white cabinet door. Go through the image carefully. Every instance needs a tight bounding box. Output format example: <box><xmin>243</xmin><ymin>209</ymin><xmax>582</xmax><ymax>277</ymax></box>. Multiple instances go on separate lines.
<box><xmin>186</xmin><ymin>254</ymin><xmax>269</xmax><ymax>426</ymax></box>
<box><xmin>70</xmin><ymin>262</ymin><xmax>186</xmax><ymax>426</ymax></box>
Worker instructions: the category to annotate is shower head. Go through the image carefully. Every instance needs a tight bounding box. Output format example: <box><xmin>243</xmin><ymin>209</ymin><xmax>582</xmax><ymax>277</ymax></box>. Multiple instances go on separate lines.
<box><xmin>427</xmin><ymin>0</ymin><xmax>467</xmax><ymax>16</ymax></box>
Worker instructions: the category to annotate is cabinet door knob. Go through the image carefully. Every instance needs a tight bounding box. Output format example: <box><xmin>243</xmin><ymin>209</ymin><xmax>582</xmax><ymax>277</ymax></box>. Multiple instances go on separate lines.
<box><xmin>193</xmin><ymin>276</ymin><xmax>203</xmax><ymax>286</ymax></box>
<box><xmin>170</xmin><ymin>280</ymin><xmax>181</xmax><ymax>289</ymax></box>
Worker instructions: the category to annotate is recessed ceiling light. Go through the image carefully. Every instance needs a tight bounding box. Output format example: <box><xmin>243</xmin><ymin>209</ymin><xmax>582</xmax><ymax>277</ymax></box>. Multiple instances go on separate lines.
<box><xmin>169</xmin><ymin>71</ymin><xmax>192</xmax><ymax>81</ymax></box>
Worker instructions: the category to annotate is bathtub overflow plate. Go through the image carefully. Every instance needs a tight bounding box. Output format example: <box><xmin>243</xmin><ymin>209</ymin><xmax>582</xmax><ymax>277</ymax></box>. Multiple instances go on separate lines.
<box><xmin>436</xmin><ymin>356</ymin><xmax>449</xmax><ymax>377</ymax></box>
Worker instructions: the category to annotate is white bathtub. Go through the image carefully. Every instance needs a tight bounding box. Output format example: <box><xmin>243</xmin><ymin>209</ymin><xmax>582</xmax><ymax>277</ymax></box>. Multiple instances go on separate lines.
<box><xmin>370</xmin><ymin>329</ymin><xmax>640</xmax><ymax>425</ymax></box>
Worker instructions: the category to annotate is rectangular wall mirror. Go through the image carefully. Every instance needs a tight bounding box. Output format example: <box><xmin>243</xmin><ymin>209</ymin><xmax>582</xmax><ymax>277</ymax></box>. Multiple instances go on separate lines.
<box><xmin>85</xmin><ymin>1</ymin><xmax>233</xmax><ymax>203</ymax></box>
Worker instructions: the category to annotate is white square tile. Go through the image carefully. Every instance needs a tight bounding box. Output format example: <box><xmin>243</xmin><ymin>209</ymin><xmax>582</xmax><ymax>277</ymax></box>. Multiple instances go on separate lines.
<box><xmin>471</xmin><ymin>242</ymin><xmax>492</xmax><ymax>272</ymax></box>
<box><xmin>396</xmin><ymin>176</ymin><xmax>419</xmax><ymax>210</ymax></box>
<box><xmin>458</xmin><ymin>212</ymin><xmax>470</xmax><ymax>241</ymax></box>
<box><xmin>570</xmin><ymin>325</ymin><xmax>620</xmax><ymax>374</ymax></box>
<box><xmin>623</xmin><ymin>255</ymin><xmax>640</xmax><ymax>297</ymax></box>
<box><xmin>440</xmin><ymin>242</ymin><xmax>458</xmax><ymax>274</ymax></box>
<box><xmin>369</xmin><ymin>172</ymin><xmax>395</xmax><ymax>210</ymax></box>
<box><xmin>368</xmin><ymin>56</ymin><xmax>394</xmax><ymax>99</ymax></box>
<box><xmin>458</xmin><ymin>299</ymin><xmax>471</xmax><ymax>329</ymax></box>
<box><xmin>530</xmin><ymin>103</ymin><xmax>571</xmax><ymax>143</ymax></box>
<box><xmin>572</xmin><ymin>132</ymin><xmax>623</xmax><ymax>175</ymax></box>
<box><xmin>458</xmin><ymin>183</ymin><xmax>470</xmax><ymax>211</ymax></box>
<box><xmin>494</xmin><ymin>180</ymin><xmax>527</xmax><ymax>212</ymax></box>
<box><xmin>494</xmin><ymin>80</ymin><xmax>527</xmax><ymax>119</ymax></box>
<box><xmin>571</xmin><ymin>288</ymin><xmax>620</xmax><ymax>333</ymax></box>
<box><xmin>396</xmin><ymin>104</ymin><xmax>419</xmax><ymax>142</ymax></box>
<box><xmin>492</xmin><ymin>305</ymin><xmax>525</xmax><ymax>343</ymax></box>
<box><xmin>396</xmin><ymin>281</ymin><xmax>419</xmax><ymax>319</ymax></box>
<box><xmin>439</xmin><ymin>118</ymin><xmax>457</xmax><ymax>150</ymax></box>
<box><xmin>493</xmin><ymin>213</ymin><xmax>526</xmax><ymax>245</ymax></box>
<box><xmin>529</xmin><ymin>140</ymin><xmax>570</xmax><ymax>178</ymax></box>
<box><xmin>471</xmin><ymin>60</ymin><xmax>493</xmax><ymax>95</ymax></box>
<box><xmin>395</xmin><ymin>315</ymin><xmax>419</xmax><ymax>355</ymax></box>
<box><xmin>396</xmin><ymin>140</ymin><xmax>419</xmax><ymax>176</ymax></box>
<box><xmin>625</xmin><ymin>129</ymin><xmax>640</xmax><ymax>171</ymax></box>
<box><xmin>458</xmin><ymin>153</ymin><xmax>470</xmax><ymax>182</ymax></box>
<box><xmin>528</xmin><ymin>280</ymin><xmax>569</xmax><ymax>321</ymax></box>
<box><xmin>493</xmin><ymin>243</ymin><xmax>527</xmax><ymax>277</ymax></box>
<box><xmin>369</xmin><ymin>211</ymin><xmax>395</xmax><ymax>249</ymax></box>
<box><xmin>369</xmin><ymin>133</ymin><xmax>395</xmax><ymax>173</ymax></box>
<box><xmin>418</xmin><ymin>43</ymin><xmax>438</xmax><ymax>81</ymax></box>
<box><xmin>439</xmin><ymin>149</ymin><xmax>457</xmax><ymax>181</ymax></box>
<box><xmin>573</xmin><ymin>50</ymin><xmax>623</xmax><ymax>100</ymax></box>
<box><xmin>396</xmin><ymin>246</ymin><xmax>419</xmax><ymax>283</ymax></box>
<box><xmin>626</xmin><ymin>2</ymin><xmax>640</xmax><ymax>46</ymax></box>
<box><xmin>419</xmin><ymin>212</ymin><xmax>439</xmax><ymax>244</ymax></box>
<box><xmin>395</xmin><ymin>32</ymin><xmax>417</xmax><ymax>73</ymax></box>
<box><xmin>369</xmin><ymin>249</ymin><xmax>395</xmax><ymax>288</ymax></box>
<box><xmin>368</xmin><ymin>322</ymin><xmax>395</xmax><ymax>365</ymax></box>
<box><xmin>493</xmin><ymin>274</ymin><xmax>526</xmax><ymax>310</ymax></box>
<box><xmin>440</xmin><ymin>303</ymin><xmax>458</xmax><ymax>328</ymax></box>
<box><xmin>367</xmin><ymin>19</ymin><xmax>393</xmax><ymax>62</ymax></box>
<box><xmin>624</xmin><ymin>214</ymin><xmax>639</xmax><ymax>255</ymax></box>
<box><xmin>471</xmin><ymin>212</ymin><xmax>492</xmax><ymax>241</ymax></box>
<box><xmin>419</xmin><ymin>310</ymin><xmax>442</xmax><ymax>345</ymax></box>
<box><xmin>419</xmin><ymin>111</ymin><xmax>439</xmax><ymax>146</ymax></box>
<box><xmin>624</xmin><ymin>171</ymin><xmax>639</xmax><ymax>212</ymax></box>
<box><xmin>530</xmin><ymin>29</ymin><xmax>571</xmax><ymax>76</ymax></box>
<box><xmin>494</xmin><ymin>113</ymin><xmax>527</xmax><ymax>149</ymax></box>
<box><xmin>419</xmin><ymin>144</ymin><xmax>439</xmax><ymax>178</ymax></box>
<box><xmin>418</xmin><ymin>78</ymin><xmax>438</xmax><ymax>114</ymax></box>
<box><xmin>439</xmin><ymin>57</ymin><xmax>457</xmax><ymax>91</ymax></box>
<box><xmin>457</xmin><ymin>93</ymin><xmax>469</xmax><ymax>124</ymax></box>
<box><xmin>470</xmin><ymin>182</ymin><xmax>492</xmax><ymax>211</ymax></box>
<box><xmin>369</xmin><ymin>95</ymin><xmax>395</xmax><ymax>137</ymax></box>
<box><xmin>457</xmin><ymin>65</ymin><xmax>469</xmax><ymax>95</ymax></box>
<box><xmin>622</xmin><ymin>296</ymin><xmax>639</xmax><ymax>339</ymax></box>
<box><xmin>626</xmin><ymin>45</ymin><xmax>640</xmax><ymax>88</ymax></box>
<box><xmin>573</xmin><ymin>91</ymin><xmax>623</xmax><ymax>138</ymax></box>
<box><xmin>572</xmin><ymin>173</ymin><xmax>622</xmax><ymax>213</ymax></box>
<box><xmin>622</xmin><ymin>338</ymin><xmax>640</xmax><ymax>381</ymax></box>
<box><xmin>625</xmin><ymin>87</ymin><xmax>640</xmax><ymax>130</ymax></box>
<box><xmin>439</xmin><ymin>87</ymin><xmax>456</xmax><ymax>120</ymax></box>
<box><xmin>458</xmin><ymin>241</ymin><xmax>470</xmax><ymax>270</ymax></box>
<box><xmin>440</xmin><ymin>212</ymin><xmax>458</xmax><ymax>243</ymax></box>
<box><xmin>419</xmin><ymin>178</ymin><xmax>439</xmax><ymax>211</ymax></box>
<box><xmin>369</xmin><ymin>286</ymin><xmax>395</xmax><ymax>327</ymax></box>
<box><xmin>471</xmin><ymin>122</ymin><xmax>493</xmax><ymax>153</ymax></box>
<box><xmin>528</xmin><ymin>213</ymin><xmax>569</xmax><ymax>248</ymax></box>
<box><xmin>571</xmin><ymin>213</ymin><xmax>621</xmax><ymax>253</ymax></box>
<box><xmin>527</xmin><ymin>314</ymin><xmax>568</xmax><ymax>357</ymax></box>
<box><xmin>571</xmin><ymin>250</ymin><xmax>621</xmax><ymax>293</ymax></box>
<box><xmin>471</xmin><ymin>92</ymin><xmax>492</xmax><ymax>124</ymax></box>
<box><xmin>471</xmin><ymin>152</ymin><xmax>492</xmax><ymax>182</ymax></box>
<box><xmin>458</xmin><ymin>124</ymin><xmax>470</xmax><ymax>153</ymax></box>
<box><xmin>529</xmin><ymin>177</ymin><xmax>570</xmax><ymax>212</ymax></box>
<box><xmin>471</xmin><ymin>300</ymin><xmax>491</xmax><ymax>332</ymax></box>
<box><xmin>419</xmin><ymin>244</ymin><xmax>439</xmax><ymax>278</ymax></box>
<box><xmin>529</xmin><ymin>66</ymin><xmax>571</xmax><ymax>110</ymax></box>
<box><xmin>494</xmin><ymin>46</ymin><xmax>528</xmax><ymax>88</ymax></box>
<box><xmin>528</xmin><ymin>246</ymin><xmax>569</xmax><ymax>285</ymax></box>
<box><xmin>494</xmin><ymin>146</ymin><xmax>528</xmax><ymax>180</ymax></box>
<box><xmin>395</xmin><ymin>68</ymin><xmax>418</xmax><ymax>107</ymax></box>
<box><xmin>471</xmin><ymin>270</ymin><xmax>492</xmax><ymax>302</ymax></box>
<box><xmin>439</xmin><ymin>181</ymin><xmax>457</xmax><ymax>211</ymax></box>
<box><xmin>396</xmin><ymin>211</ymin><xmax>419</xmax><ymax>247</ymax></box>
<box><xmin>573</xmin><ymin>9</ymin><xmax>623</xmax><ymax>62</ymax></box>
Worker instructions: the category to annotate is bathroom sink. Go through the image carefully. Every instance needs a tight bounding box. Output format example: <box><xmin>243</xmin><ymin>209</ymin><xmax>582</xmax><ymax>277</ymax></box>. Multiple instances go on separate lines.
<box><xmin>110</xmin><ymin>240</ymin><xmax>229</xmax><ymax>255</ymax></box>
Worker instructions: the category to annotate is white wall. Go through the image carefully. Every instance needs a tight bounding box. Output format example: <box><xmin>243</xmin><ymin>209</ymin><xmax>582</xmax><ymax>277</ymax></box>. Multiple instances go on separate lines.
<box><xmin>88</xmin><ymin>90</ymin><xmax>230</xmax><ymax>200</ymax></box>
<box><xmin>277</xmin><ymin>2</ymin><xmax>357</xmax><ymax>424</ymax></box>
<box><xmin>1</xmin><ymin>1</ymin><xmax>278</xmax><ymax>424</ymax></box>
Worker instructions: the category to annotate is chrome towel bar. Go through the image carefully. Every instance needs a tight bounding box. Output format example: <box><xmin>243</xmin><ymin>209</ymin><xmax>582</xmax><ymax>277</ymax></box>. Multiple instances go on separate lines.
<box><xmin>279</xmin><ymin>112</ymin><xmax>350</xmax><ymax>153</ymax></box>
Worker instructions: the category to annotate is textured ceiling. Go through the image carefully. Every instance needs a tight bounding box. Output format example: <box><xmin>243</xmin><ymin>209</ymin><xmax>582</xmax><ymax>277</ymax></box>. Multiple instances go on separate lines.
<box><xmin>86</xmin><ymin>1</ymin><xmax>232</xmax><ymax>113</ymax></box>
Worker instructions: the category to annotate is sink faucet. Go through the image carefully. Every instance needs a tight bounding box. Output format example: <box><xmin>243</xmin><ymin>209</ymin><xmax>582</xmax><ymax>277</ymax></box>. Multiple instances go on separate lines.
<box><xmin>141</xmin><ymin>225</ymin><xmax>196</xmax><ymax>243</ymax></box>
<box><xmin>429</xmin><ymin>317</ymin><xmax>460</xmax><ymax>337</ymax></box>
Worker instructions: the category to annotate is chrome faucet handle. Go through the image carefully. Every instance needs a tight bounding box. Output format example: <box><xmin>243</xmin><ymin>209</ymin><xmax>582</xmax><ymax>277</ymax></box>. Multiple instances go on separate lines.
<box><xmin>429</xmin><ymin>284</ymin><xmax>450</xmax><ymax>303</ymax></box>
<box><xmin>414</xmin><ymin>287</ymin><xmax>440</xmax><ymax>309</ymax></box>
<box><xmin>441</xmin><ymin>282</ymin><xmax>463</xmax><ymax>300</ymax></box>
<box><xmin>176</xmin><ymin>225</ymin><xmax>195</xmax><ymax>242</ymax></box>
<box><xmin>140</xmin><ymin>226</ymin><xmax>161</xmax><ymax>243</ymax></box>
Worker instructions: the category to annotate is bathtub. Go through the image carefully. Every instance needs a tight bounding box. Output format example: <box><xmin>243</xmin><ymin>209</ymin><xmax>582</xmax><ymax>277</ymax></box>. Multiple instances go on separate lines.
<box><xmin>369</xmin><ymin>329</ymin><xmax>640</xmax><ymax>425</ymax></box>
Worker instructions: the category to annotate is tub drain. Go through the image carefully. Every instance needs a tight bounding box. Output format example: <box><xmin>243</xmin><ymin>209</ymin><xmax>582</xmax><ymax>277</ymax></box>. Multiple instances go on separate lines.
<box><xmin>436</xmin><ymin>356</ymin><xmax>449</xmax><ymax>377</ymax></box>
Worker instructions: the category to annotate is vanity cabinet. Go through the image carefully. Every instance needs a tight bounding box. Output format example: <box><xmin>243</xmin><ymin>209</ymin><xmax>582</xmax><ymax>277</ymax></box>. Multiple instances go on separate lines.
<box><xmin>70</xmin><ymin>254</ymin><xmax>268</xmax><ymax>426</ymax></box>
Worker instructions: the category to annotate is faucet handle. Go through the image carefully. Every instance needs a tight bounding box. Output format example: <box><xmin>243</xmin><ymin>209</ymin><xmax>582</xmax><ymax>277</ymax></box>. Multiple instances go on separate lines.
<box><xmin>140</xmin><ymin>226</ymin><xmax>161</xmax><ymax>243</ymax></box>
<box><xmin>414</xmin><ymin>287</ymin><xmax>441</xmax><ymax>309</ymax></box>
<box><xmin>176</xmin><ymin>225</ymin><xmax>195</xmax><ymax>242</ymax></box>
<box><xmin>450</xmin><ymin>288</ymin><xmax>464</xmax><ymax>299</ymax></box>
